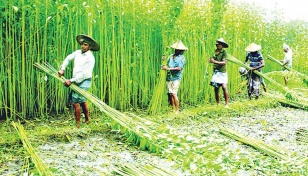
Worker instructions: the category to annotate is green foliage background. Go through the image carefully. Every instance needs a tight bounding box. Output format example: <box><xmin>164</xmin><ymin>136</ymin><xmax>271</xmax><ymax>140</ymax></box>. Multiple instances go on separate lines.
<box><xmin>1</xmin><ymin>0</ymin><xmax>308</xmax><ymax>119</ymax></box>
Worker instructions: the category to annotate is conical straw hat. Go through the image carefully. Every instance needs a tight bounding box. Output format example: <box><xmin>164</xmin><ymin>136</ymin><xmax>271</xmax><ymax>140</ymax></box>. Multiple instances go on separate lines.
<box><xmin>245</xmin><ymin>43</ymin><xmax>261</xmax><ymax>52</ymax></box>
<box><xmin>76</xmin><ymin>34</ymin><xmax>100</xmax><ymax>51</ymax></box>
<box><xmin>170</xmin><ymin>40</ymin><xmax>188</xmax><ymax>50</ymax></box>
<box><xmin>216</xmin><ymin>38</ymin><xmax>228</xmax><ymax>48</ymax></box>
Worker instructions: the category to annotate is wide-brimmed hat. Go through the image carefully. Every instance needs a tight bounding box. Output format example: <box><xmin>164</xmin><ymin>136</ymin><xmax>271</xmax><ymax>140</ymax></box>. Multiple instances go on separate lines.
<box><xmin>216</xmin><ymin>38</ymin><xmax>228</xmax><ymax>48</ymax></box>
<box><xmin>245</xmin><ymin>43</ymin><xmax>261</xmax><ymax>52</ymax></box>
<box><xmin>170</xmin><ymin>40</ymin><xmax>188</xmax><ymax>50</ymax></box>
<box><xmin>76</xmin><ymin>34</ymin><xmax>100</xmax><ymax>51</ymax></box>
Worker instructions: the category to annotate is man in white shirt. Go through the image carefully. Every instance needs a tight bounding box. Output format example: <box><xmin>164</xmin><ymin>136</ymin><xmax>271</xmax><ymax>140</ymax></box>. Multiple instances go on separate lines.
<box><xmin>58</xmin><ymin>34</ymin><xmax>99</xmax><ymax>128</ymax></box>
<box><xmin>281</xmin><ymin>43</ymin><xmax>292</xmax><ymax>86</ymax></box>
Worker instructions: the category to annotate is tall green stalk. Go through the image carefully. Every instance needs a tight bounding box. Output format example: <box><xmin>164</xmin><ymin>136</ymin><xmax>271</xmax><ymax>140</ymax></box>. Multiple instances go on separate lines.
<box><xmin>1</xmin><ymin>0</ymin><xmax>308</xmax><ymax>119</ymax></box>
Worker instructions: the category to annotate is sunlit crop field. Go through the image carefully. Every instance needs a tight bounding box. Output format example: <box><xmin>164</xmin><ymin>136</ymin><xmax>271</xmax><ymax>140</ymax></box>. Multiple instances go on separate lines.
<box><xmin>1</xmin><ymin>0</ymin><xmax>308</xmax><ymax>119</ymax></box>
<box><xmin>1</xmin><ymin>0</ymin><xmax>308</xmax><ymax>175</ymax></box>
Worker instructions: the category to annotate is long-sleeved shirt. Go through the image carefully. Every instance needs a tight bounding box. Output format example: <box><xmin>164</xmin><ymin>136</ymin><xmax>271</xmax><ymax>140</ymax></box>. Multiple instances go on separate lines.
<box><xmin>60</xmin><ymin>50</ymin><xmax>95</xmax><ymax>83</ymax></box>
<box><xmin>283</xmin><ymin>49</ymin><xmax>292</xmax><ymax>68</ymax></box>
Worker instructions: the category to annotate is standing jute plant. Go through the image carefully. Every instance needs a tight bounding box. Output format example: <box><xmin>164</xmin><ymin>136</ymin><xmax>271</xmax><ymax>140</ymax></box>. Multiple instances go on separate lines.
<box><xmin>2</xmin><ymin>0</ymin><xmax>308</xmax><ymax>119</ymax></box>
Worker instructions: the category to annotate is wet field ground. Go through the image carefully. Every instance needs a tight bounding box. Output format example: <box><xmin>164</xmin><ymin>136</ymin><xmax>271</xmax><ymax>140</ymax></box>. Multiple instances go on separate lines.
<box><xmin>1</xmin><ymin>106</ymin><xmax>308</xmax><ymax>175</ymax></box>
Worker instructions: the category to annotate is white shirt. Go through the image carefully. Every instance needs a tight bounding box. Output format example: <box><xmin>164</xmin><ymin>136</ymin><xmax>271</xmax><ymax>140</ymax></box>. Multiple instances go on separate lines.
<box><xmin>283</xmin><ymin>49</ymin><xmax>292</xmax><ymax>68</ymax></box>
<box><xmin>60</xmin><ymin>50</ymin><xmax>95</xmax><ymax>83</ymax></box>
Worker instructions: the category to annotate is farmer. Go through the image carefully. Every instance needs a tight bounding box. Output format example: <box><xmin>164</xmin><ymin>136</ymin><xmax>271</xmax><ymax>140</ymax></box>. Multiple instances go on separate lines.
<box><xmin>244</xmin><ymin>43</ymin><xmax>265</xmax><ymax>100</ymax></box>
<box><xmin>58</xmin><ymin>34</ymin><xmax>100</xmax><ymax>128</ymax></box>
<box><xmin>280</xmin><ymin>43</ymin><xmax>293</xmax><ymax>86</ymax></box>
<box><xmin>209</xmin><ymin>38</ymin><xmax>229</xmax><ymax>108</ymax></box>
<box><xmin>161</xmin><ymin>40</ymin><xmax>188</xmax><ymax>114</ymax></box>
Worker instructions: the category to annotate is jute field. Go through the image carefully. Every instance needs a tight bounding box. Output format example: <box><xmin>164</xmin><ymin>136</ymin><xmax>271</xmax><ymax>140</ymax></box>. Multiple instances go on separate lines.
<box><xmin>1</xmin><ymin>0</ymin><xmax>308</xmax><ymax>175</ymax></box>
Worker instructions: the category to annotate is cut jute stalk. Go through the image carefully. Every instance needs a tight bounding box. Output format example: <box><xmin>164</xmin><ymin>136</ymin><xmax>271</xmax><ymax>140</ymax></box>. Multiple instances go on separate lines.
<box><xmin>113</xmin><ymin>163</ymin><xmax>178</xmax><ymax>176</ymax></box>
<box><xmin>227</xmin><ymin>54</ymin><xmax>288</xmax><ymax>93</ymax></box>
<box><xmin>219</xmin><ymin>126</ymin><xmax>290</xmax><ymax>161</ymax></box>
<box><xmin>147</xmin><ymin>56</ymin><xmax>168</xmax><ymax>115</ymax></box>
<box><xmin>268</xmin><ymin>55</ymin><xmax>298</xmax><ymax>73</ymax></box>
<box><xmin>12</xmin><ymin>121</ymin><xmax>54</xmax><ymax>176</ymax></box>
<box><xmin>227</xmin><ymin>54</ymin><xmax>300</xmax><ymax>101</ymax></box>
<box><xmin>34</xmin><ymin>62</ymin><xmax>164</xmax><ymax>153</ymax></box>
<box><xmin>268</xmin><ymin>55</ymin><xmax>308</xmax><ymax>82</ymax></box>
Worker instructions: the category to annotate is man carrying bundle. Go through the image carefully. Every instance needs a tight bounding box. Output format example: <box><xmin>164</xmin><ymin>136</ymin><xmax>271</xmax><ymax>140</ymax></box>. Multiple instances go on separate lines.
<box><xmin>161</xmin><ymin>40</ymin><xmax>188</xmax><ymax>114</ymax></box>
<box><xmin>280</xmin><ymin>43</ymin><xmax>293</xmax><ymax>86</ymax></box>
<box><xmin>209</xmin><ymin>38</ymin><xmax>229</xmax><ymax>107</ymax></box>
<box><xmin>58</xmin><ymin>34</ymin><xmax>100</xmax><ymax>128</ymax></box>
<box><xmin>244</xmin><ymin>43</ymin><xmax>265</xmax><ymax>100</ymax></box>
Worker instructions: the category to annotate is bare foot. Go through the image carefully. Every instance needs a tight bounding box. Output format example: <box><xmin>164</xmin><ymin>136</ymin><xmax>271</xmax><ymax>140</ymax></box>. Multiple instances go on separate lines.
<box><xmin>76</xmin><ymin>122</ymin><xmax>80</xmax><ymax>128</ymax></box>
<box><xmin>85</xmin><ymin>120</ymin><xmax>90</xmax><ymax>125</ymax></box>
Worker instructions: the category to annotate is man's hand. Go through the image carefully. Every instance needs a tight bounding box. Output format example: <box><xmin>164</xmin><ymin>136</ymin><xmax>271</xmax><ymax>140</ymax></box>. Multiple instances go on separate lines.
<box><xmin>161</xmin><ymin>65</ymin><xmax>168</xmax><ymax>70</ymax></box>
<box><xmin>64</xmin><ymin>80</ymin><xmax>71</xmax><ymax>87</ymax></box>
<box><xmin>162</xmin><ymin>55</ymin><xmax>166</xmax><ymax>60</ymax></box>
<box><xmin>250</xmin><ymin>67</ymin><xmax>256</xmax><ymax>71</ymax></box>
<box><xmin>58</xmin><ymin>70</ymin><xmax>64</xmax><ymax>77</ymax></box>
